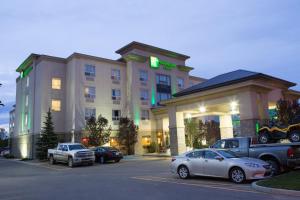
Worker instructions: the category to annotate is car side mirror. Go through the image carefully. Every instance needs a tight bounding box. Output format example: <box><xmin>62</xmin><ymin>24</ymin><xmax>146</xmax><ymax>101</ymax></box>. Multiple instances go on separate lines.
<box><xmin>214</xmin><ymin>156</ymin><xmax>224</xmax><ymax>161</ymax></box>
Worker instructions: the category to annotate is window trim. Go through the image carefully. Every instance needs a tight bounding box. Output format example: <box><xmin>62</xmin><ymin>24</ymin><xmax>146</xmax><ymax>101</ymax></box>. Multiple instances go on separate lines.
<box><xmin>51</xmin><ymin>99</ymin><xmax>61</xmax><ymax>112</ymax></box>
<box><xmin>111</xmin><ymin>69</ymin><xmax>121</xmax><ymax>81</ymax></box>
<box><xmin>112</xmin><ymin>110</ymin><xmax>121</xmax><ymax>121</ymax></box>
<box><xmin>84</xmin><ymin>64</ymin><xmax>96</xmax><ymax>77</ymax></box>
<box><xmin>52</xmin><ymin>77</ymin><xmax>62</xmax><ymax>90</ymax></box>
<box><xmin>141</xmin><ymin>109</ymin><xmax>150</xmax><ymax>120</ymax></box>
<box><xmin>84</xmin><ymin>86</ymin><xmax>96</xmax><ymax>99</ymax></box>
<box><xmin>112</xmin><ymin>89</ymin><xmax>121</xmax><ymax>100</ymax></box>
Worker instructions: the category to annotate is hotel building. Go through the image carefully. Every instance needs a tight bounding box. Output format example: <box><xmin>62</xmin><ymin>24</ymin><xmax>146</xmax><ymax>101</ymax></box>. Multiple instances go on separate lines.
<box><xmin>10</xmin><ymin>42</ymin><xmax>300</xmax><ymax>158</ymax></box>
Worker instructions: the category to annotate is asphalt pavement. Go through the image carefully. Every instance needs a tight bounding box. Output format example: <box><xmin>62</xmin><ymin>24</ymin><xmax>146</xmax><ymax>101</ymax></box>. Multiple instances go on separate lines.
<box><xmin>0</xmin><ymin>157</ymin><xmax>298</xmax><ymax>200</ymax></box>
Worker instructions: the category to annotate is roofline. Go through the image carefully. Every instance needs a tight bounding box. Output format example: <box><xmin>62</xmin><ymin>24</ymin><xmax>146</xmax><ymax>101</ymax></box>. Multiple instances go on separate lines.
<box><xmin>16</xmin><ymin>53</ymin><xmax>39</xmax><ymax>72</ymax></box>
<box><xmin>67</xmin><ymin>52</ymin><xmax>126</xmax><ymax>65</ymax></box>
<box><xmin>189</xmin><ymin>75</ymin><xmax>207</xmax><ymax>82</ymax></box>
<box><xmin>174</xmin><ymin>73</ymin><xmax>296</xmax><ymax>97</ymax></box>
<box><xmin>115</xmin><ymin>41</ymin><xmax>190</xmax><ymax>61</ymax></box>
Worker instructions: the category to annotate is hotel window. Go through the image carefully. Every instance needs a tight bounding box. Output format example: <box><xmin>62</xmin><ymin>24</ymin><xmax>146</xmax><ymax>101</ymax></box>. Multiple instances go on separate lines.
<box><xmin>111</xmin><ymin>69</ymin><xmax>120</xmax><ymax>80</ymax></box>
<box><xmin>26</xmin><ymin>77</ymin><xmax>30</xmax><ymax>87</ymax></box>
<box><xmin>85</xmin><ymin>108</ymin><xmax>96</xmax><ymax>120</ymax></box>
<box><xmin>51</xmin><ymin>99</ymin><xmax>61</xmax><ymax>112</ymax></box>
<box><xmin>177</xmin><ymin>77</ymin><xmax>184</xmax><ymax>89</ymax></box>
<box><xmin>84</xmin><ymin>86</ymin><xmax>96</xmax><ymax>99</ymax></box>
<box><xmin>139</xmin><ymin>70</ymin><xmax>148</xmax><ymax>82</ymax></box>
<box><xmin>156</xmin><ymin>74</ymin><xmax>171</xmax><ymax>86</ymax></box>
<box><xmin>52</xmin><ymin>78</ymin><xmax>61</xmax><ymax>90</ymax></box>
<box><xmin>141</xmin><ymin>110</ymin><xmax>150</xmax><ymax>120</ymax></box>
<box><xmin>140</xmin><ymin>89</ymin><xmax>149</xmax><ymax>100</ymax></box>
<box><xmin>112</xmin><ymin>110</ymin><xmax>121</xmax><ymax>121</ymax></box>
<box><xmin>25</xmin><ymin>95</ymin><xmax>29</xmax><ymax>107</ymax></box>
<box><xmin>85</xmin><ymin>64</ymin><xmax>96</xmax><ymax>77</ymax></box>
<box><xmin>112</xmin><ymin>89</ymin><xmax>121</xmax><ymax>100</ymax></box>
<box><xmin>157</xmin><ymin>92</ymin><xmax>171</xmax><ymax>102</ymax></box>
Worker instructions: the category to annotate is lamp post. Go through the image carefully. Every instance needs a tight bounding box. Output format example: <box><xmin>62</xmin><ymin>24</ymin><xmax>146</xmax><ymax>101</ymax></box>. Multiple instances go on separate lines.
<box><xmin>71</xmin><ymin>129</ymin><xmax>75</xmax><ymax>143</ymax></box>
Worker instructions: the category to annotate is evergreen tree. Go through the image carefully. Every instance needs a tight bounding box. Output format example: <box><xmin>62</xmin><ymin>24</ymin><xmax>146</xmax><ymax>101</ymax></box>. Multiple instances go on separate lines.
<box><xmin>36</xmin><ymin>108</ymin><xmax>58</xmax><ymax>160</ymax></box>
<box><xmin>117</xmin><ymin>117</ymin><xmax>138</xmax><ymax>155</ymax></box>
<box><xmin>86</xmin><ymin>115</ymin><xmax>111</xmax><ymax>147</ymax></box>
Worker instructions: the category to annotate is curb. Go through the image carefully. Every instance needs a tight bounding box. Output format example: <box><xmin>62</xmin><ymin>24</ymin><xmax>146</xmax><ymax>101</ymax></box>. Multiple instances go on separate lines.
<box><xmin>252</xmin><ymin>181</ymin><xmax>300</xmax><ymax>197</ymax></box>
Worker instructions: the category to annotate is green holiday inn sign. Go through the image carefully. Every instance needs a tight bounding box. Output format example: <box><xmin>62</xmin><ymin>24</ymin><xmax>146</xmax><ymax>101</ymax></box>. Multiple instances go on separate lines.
<box><xmin>149</xmin><ymin>56</ymin><xmax>176</xmax><ymax>70</ymax></box>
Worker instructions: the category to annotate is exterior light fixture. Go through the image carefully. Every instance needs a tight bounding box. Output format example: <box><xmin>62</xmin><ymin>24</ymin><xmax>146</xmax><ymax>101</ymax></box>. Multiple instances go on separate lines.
<box><xmin>199</xmin><ymin>106</ymin><xmax>206</xmax><ymax>113</ymax></box>
<box><xmin>230</xmin><ymin>101</ymin><xmax>238</xmax><ymax>110</ymax></box>
<box><xmin>186</xmin><ymin>113</ymin><xmax>192</xmax><ymax>119</ymax></box>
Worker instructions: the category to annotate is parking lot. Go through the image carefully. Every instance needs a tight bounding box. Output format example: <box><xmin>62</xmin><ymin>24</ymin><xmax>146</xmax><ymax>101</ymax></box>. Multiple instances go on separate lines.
<box><xmin>0</xmin><ymin>158</ymin><xmax>298</xmax><ymax>200</ymax></box>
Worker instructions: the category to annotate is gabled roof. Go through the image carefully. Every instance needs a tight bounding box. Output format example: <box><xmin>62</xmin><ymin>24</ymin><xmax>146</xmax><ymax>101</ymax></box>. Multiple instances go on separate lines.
<box><xmin>174</xmin><ymin>69</ymin><xmax>296</xmax><ymax>97</ymax></box>
<box><xmin>115</xmin><ymin>41</ymin><xmax>190</xmax><ymax>61</ymax></box>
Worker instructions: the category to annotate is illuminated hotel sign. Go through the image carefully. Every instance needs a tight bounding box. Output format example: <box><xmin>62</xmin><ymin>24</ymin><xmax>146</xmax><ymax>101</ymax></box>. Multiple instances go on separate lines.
<box><xmin>149</xmin><ymin>56</ymin><xmax>176</xmax><ymax>70</ymax></box>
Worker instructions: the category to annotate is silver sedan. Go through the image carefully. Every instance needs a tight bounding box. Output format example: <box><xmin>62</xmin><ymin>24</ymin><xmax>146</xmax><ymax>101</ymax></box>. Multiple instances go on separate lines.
<box><xmin>171</xmin><ymin>149</ymin><xmax>271</xmax><ymax>183</ymax></box>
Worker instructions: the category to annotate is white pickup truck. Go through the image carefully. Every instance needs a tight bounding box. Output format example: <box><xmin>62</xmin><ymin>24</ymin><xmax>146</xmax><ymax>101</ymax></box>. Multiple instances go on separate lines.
<box><xmin>48</xmin><ymin>143</ymin><xmax>95</xmax><ymax>167</ymax></box>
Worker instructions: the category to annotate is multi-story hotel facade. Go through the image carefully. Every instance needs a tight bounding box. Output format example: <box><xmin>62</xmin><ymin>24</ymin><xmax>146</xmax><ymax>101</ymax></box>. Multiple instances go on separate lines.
<box><xmin>10</xmin><ymin>42</ymin><xmax>204</xmax><ymax>158</ymax></box>
<box><xmin>10</xmin><ymin>42</ymin><xmax>300</xmax><ymax>158</ymax></box>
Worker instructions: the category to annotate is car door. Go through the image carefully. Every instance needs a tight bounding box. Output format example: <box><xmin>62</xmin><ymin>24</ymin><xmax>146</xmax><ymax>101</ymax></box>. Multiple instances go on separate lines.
<box><xmin>203</xmin><ymin>150</ymin><xmax>227</xmax><ymax>177</ymax></box>
<box><xmin>54</xmin><ymin>145</ymin><xmax>64</xmax><ymax>161</ymax></box>
<box><xmin>224</xmin><ymin>139</ymin><xmax>243</xmax><ymax>157</ymax></box>
<box><xmin>61</xmin><ymin>145</ymin><xmax>69</xmax><ymax>162</ymax></box>
<box><xmin>186</xmin><ymin>150</ymin><xmax>204</xmax><ymax>175</ymax></box>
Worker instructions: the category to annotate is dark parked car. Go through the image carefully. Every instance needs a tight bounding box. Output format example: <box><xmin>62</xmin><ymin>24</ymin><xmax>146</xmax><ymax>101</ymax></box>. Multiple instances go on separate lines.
<box><xmin>92</xmin><ymin>147</ymin><xmax>123</xmax><ymax>164</ymax></box>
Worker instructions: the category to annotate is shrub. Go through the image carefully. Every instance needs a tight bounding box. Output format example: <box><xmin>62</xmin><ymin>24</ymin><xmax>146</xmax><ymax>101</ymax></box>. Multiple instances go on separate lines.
<box><xmin>4</xmin><ymin>154</ymin><xmax>15</xmax><ymax>159</ymax></box>
<box><xmin>148</xmin><ymin>142</ymin><xmax>157</xmax><ymax>153</ymax></box>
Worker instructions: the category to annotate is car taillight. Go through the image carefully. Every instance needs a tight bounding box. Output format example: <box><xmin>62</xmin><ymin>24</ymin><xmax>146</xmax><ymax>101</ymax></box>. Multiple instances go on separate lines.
<box><xmin>171</xmin><ymin>158</ymin><xmax>176</xmax><ymax>162</ymax></box>
<box><xmin>287</xmin><ymin>148</ymin><xmax>294</xmax><ymax>158</ymax></box>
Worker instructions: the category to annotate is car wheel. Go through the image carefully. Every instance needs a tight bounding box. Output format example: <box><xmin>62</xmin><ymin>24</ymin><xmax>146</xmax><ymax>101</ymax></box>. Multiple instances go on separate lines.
<box><xmin>266</xmin><ymin>160</ymin><xmax>280</xmax><ymax>176</ymax></box>
<box><xmin>115</xmin><ymin>159</ymin><xmax>120</xmax><ymax>163</ymax></box>
<box><xmin>289</xmin><ymin>131</ymin><xmax>300</xmax><ymax>143</ymax></box>
<box><xmin>230</xmin><ymin>167</ymin><xmax>246</xmax><ymax>183</ymax></box>
<box><xmin>178</xmin><ymin>165</ymin><xmax>190</xmax><ymax>179</ymax></box>
<box><xmin>49</xmin><ymin>155</ymin><xmax>55</xmax><ymax>165</ymax></box>
<box><xmin>99</xmin><ymin>157</ymin><xmax>105</xmax><ymax>164</ymax></box>
<box><xmin>258</xmin><ymin>132</ymin><xmax>269</xmax><ymax>144</ymax></box>
<box><xmin>68</xmin><ymin>157</ymin><xmax>74</xmax><ymax>168</ymax></box>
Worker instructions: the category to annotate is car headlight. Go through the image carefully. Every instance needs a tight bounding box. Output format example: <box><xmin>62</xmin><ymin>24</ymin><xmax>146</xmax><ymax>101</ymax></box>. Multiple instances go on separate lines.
<box><xmin>245</xmin><ymin>163</ymin><xmax>260</xmax><ymax>168</ymax></box>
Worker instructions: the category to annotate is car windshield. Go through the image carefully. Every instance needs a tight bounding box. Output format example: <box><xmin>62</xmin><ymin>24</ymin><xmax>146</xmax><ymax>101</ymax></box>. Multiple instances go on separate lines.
<box><xmin>69</xmin><ymin>144</ymin><xmax>86</xmax><ymax>150</ymax></box>
<box><xmin>103</xmin><ymin>147</ymin><xmax>118</xmax><ymax>151</ymax></box>
<box><xmin>216</xmin><ymin>150</ymin><xmax>238</xmax><ymax>158</ymax></box>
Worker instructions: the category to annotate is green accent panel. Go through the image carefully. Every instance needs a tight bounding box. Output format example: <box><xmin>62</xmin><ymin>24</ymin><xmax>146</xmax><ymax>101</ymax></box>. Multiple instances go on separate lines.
<box><xmin>151</xmin><ymin>80</ymin><xmax>156</xmax><ymax>105</ymax></box>
<box><xmin>21</xmin><ymin>66</ymin><xmax>33</xmax><ymax>78</ymax></box>
<box><xmin>134</xmin><ymin>106</ymin><xmax>140</xmax><ymax>126</ymax></box>
<box><xmin>150</xmin><ymin>56</ymin><xmax>160</xmax><ymax>68</ymax></box>
<box><xmin>27</xmin><ymin>109</ymin><xmax>31</xmax><ymax>130</ymax></box>
<box><xmin>177</xmin><ymin>65</ymin><xmax>194</xmax><ymax>72</ymax></box>
<box><xmin>255</xmin><ymin>122</ymin><xmax>260</xmax><ymax>134</ymax></box>
<box><xmin>16</xmin><ymin>55</ymin><xmax>34</xmax><ymax>72</ymax></box>
<box><xmin>172</xmin><ymin>80</ymin><xmax>177</xmax><ymax>95</ymax></box>
<box><xmin>124</xmin><ymin>53</ymin><xmax>147</xmax><ymax>63</ymax></box>
<box><xmin>159</xmin><ymin>59</ymin><xmax>176</xmax><ymax>70</ymax></box>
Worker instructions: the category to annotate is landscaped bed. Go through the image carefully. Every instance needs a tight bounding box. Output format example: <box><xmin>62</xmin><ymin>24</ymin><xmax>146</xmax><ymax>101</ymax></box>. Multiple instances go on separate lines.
<box><xmin>257</xmin><ymin>170</ymin><xmax>300</xmax><ymax>191</ymax></box>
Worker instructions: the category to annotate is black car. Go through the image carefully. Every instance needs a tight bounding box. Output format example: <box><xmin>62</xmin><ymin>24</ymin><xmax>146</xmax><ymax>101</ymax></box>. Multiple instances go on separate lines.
<box><xmin>92</xmin><ymin>147</ymin><xmax>123</xmax><ymax>164</ymax></box>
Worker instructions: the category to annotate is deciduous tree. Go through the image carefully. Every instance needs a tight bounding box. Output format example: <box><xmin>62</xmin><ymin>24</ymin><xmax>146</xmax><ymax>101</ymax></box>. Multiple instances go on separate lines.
<box><xmin>117</xmin><ymin>117</ymin><xmax>138</xmax><ymax>155</ymax></box>
<box><xmin>86</xmin><ymin>115</ymin><xmax>111</xmax><ymax>147</ymax></box>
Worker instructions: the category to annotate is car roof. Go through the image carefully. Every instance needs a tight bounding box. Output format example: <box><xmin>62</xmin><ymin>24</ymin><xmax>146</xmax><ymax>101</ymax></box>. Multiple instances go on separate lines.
<box><xmin>58</xmin><ymin>143</ymin><xmax>82</xmax><ymax>145</ymax></box>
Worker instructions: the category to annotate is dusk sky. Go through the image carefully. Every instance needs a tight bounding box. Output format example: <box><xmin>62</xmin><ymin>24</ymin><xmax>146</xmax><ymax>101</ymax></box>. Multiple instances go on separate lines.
<box><xmin>1</xmin><ymin>0</ymin><xmax>300</xmax><ymax>130</ymax></box>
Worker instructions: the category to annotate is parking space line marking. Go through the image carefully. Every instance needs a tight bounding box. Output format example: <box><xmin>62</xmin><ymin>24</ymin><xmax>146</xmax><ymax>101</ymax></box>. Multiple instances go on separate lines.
<box><xmin>131</xmin><ymin>176</ymin><xmax>264</xmax><ymax>195</ymax></box>
<box><xmin>6</xmin><ymin>159</ymin><xmax>71</xmax><ymax>171</ymax></box>
<box><xmin>141</xmin><ymin>176</ymin><xmax>244</xmax><ymax>187</ymax></box>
